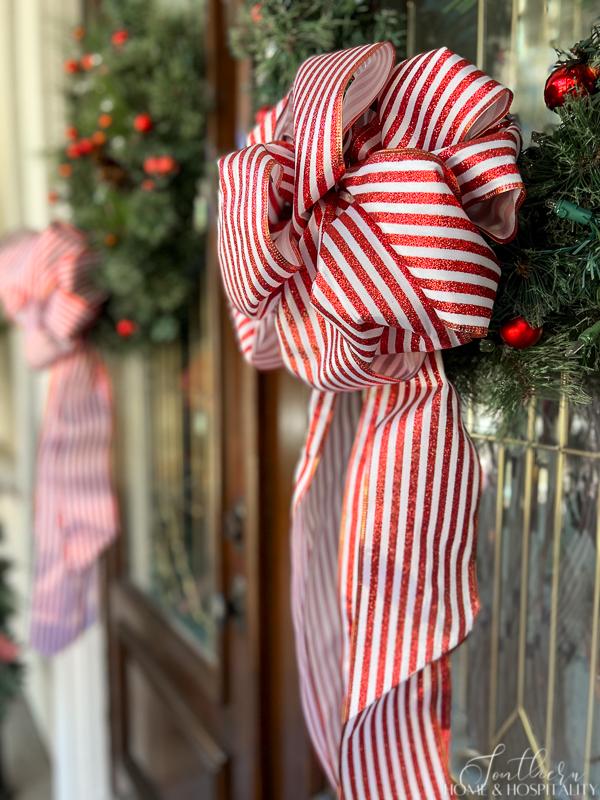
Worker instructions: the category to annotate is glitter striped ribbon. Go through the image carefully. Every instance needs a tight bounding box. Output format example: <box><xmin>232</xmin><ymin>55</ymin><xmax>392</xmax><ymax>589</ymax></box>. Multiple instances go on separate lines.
<box><xmin>219</xmin><ymin>44</ymin><xmax>524</xmax><ymax>798</ymax></box>
<box><xmin>0</xmin><ymin>223</ymin><xmax>118</xmax><ymax>655</ymax></box>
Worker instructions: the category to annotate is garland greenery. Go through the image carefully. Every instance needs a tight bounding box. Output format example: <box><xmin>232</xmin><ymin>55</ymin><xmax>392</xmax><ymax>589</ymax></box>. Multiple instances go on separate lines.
<box><xmin>0</xmin><ymin>549</ymin><xmax>23</xmax><ymax>724</ymax></box>
<box><xmin>230</xmin><ymin>1</ymin><xmax>406</xmax><ymax>109</ymax></box>
<box><xmin>447</xmin><ymin>28</ymin><xmax>600</xmax><ymax>418</ymax></box>
<box><xmin>230</xmin><ymin>5</ymin><xmax>600</xmax><ymax>419</ymax></box>
<box><xmin>50</xmin><ymin>0</ymin><xmax>207</xmax><ymax>347</ymax></box>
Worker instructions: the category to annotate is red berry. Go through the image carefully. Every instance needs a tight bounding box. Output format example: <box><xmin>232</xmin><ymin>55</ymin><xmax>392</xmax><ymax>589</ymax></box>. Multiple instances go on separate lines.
<box><xmin>134</xmin><ymin>113</ymin><xmax>153</xmax><ymax>133</ymax></box>
<box><xmin>250</xmin><ymin>3</ymin><xmax>262</xmax><ymax>22</ymax></box>
<box><xmin>98</xmin><ymin>114</ymin><xmax>113</xmax><ymax>129</ymax></box>
<box><xmin>80</xmin><ymin>53</ymin><xmax>95</xmax><ymax>70</ymax></box>
<box><xmin>111</xmin><ymin>29</ymin><xmax>129</xmax><ymax>47</ymax></box>
<box><xmin>77</xmin><ymin>138</ymin><xmax>93</xmax><ymax>156</ymax></box>
<box><xmin>91</xmin><ymin>131</ymin><xmax>106</xmax><ymax>147</ymax></box>
<box><xmin>156</xmin><ymin>155</ymin><xmax>177</xmax><ymax>174</ymax></box>
<box><xmin>143</xmin><ymin>156</ymin><xmax>158</xmax><ymax>174</ymax></box>
<box><xmin>64</xmin><ymin>59</ymin><xmax>80</xmax><ymax>74</ymax></box>
<box><xmin>499</xmin><ymin>317</ymin><xmax>543</xmax><ymax>349</ymax></box>
<box><xmin>73</xmin><ymin>26</ymin><xmax>86</xmax><ymax>41</ymax></box>
<box><xmin>66</xmin><ymin>126</ymin><xmax>79</xmax><ymax>141</ymax></box>
<box><xmin>58</xmin><ymin>163</ymin><xmax>73</xmax><ymax>178</ymax></box>
<box><xmin>48</xmin><ymin>190</ymin><xmax>59</xmax><ymax>204</ymax></box>
<box><xmin>67</xmin><ymin>143</ymin><xmax>81</xmax><ymax>159</ymax></box>
<box><xmin>116</xmin><ymin>318</ymin><xmax>137</xmax><ymax>337</ymax></box>
<box><xmin>141</xmin><ymin>179</ymin><xmax>156</xmax><ymax>191</ymax></box>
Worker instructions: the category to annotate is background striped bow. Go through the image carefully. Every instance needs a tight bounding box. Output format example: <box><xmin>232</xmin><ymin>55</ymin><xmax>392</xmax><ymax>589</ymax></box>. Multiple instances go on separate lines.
<box><xmin>219</xmin><ymin>44</ymin><xmax>524</xmax><ymax>798</ymax></box>
<box><xmin>0</xmin><ymin>223</ymin><xmax>118</xmax><ymax>656</ymax></box>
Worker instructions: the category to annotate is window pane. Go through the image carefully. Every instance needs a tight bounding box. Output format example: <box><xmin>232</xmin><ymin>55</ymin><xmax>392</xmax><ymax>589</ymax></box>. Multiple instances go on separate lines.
<box><xmin>118</xmin><ymin>264</ymin><xmax>219</xmax><ymax>662</ymax></box>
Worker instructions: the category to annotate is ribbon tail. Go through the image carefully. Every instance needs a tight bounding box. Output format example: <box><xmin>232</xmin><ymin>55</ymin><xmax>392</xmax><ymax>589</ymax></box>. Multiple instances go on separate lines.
<box><xmin>30</xmin><ymin>346</ymin><xmax>118</xmax><ymax>655</ymax></box>
<box><xmin>339</xmin><ymin>656</ymin><xmax>452</xmax><ymax>799</ymax></box>
<box><xmin>291</xmin><ymin>389</ymin><xmax>362</xmax><ymax>787</ymax></box>
<box><xmin>339</xmin><ymin>352</ymin><xmax>480</xmax><ymax>795</ymax></box>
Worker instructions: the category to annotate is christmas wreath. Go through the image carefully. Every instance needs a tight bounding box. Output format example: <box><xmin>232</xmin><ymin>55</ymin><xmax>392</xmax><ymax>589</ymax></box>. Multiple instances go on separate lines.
<box><xmin>231</xmin><ymin>4</ymin><xmax>600</xmax><ymax>418</ymax></box>
<box><xmin>50</xmin><ymin>0</ymin><xmax>207</xmax><ymax>347</ymax></box>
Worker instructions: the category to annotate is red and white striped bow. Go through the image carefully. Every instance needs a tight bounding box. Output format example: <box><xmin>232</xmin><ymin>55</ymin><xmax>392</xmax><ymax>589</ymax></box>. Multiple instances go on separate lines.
<box><xmin>0</xmin><ymin>223</ymin><xmax>118</xmax><ymax>655</ymax></box>
<box><xmin>219</xmin><ymin>44</ymin><xmax>524</xmax><ymax>798</ymax></box>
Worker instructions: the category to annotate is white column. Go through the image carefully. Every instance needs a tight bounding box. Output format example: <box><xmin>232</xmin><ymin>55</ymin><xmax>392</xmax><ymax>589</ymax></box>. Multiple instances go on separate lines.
<box><xmin>0</xmin><ymin>1</ymin><xmax>113</xmax><ymax>797</ymax></box>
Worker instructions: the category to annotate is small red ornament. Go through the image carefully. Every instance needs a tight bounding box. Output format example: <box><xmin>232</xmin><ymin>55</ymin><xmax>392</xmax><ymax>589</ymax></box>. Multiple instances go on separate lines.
<box><xmin>250</xmin><ymin>3</ymin><xmax>262</xmax><ymax>23</ymax></box>
<box><xmin>64</xmin><ymin>59</ymin><xmax>80</xmax><ymax>74</ymax></box>
<box><xmin>67</xmin><ymin>142</ymin><xmax>81</xmax><ymax>159</ymax></box>
<box><xmin>134</xmin><ymin>113</ymin><xmax>153</xmax><ymax>133</ymax></box>
<box><xmin>80</xmin><ymin>54</ymin><xmax>94</xmax><ymax>70</ymax></box>
<box><xmin>144</xmin><ymin>155</ymin><xmax>178</xmax><ymax>175</ymax></box>
<box><xmin>48</xmin><ymin>190</ymin><xmax>59</xmax><ymax>205</ymax></box>
<box><xmin>77</xmin><ymin>138</ymin><xmax>94</xmax><ymax>156</ymax></box>
<box><xmin>544</xmin><ymin>63</ymin><xmax>598</xmax><ymax>111</ymax></box>
<box><xmin>141</xmin><ymin>179</ymin><xmax>156</xmax><ymax>192</ymax></box>
<box><xmin>112</xmin><ymin>29</ymin><xmax>129</xmax><ymax>47</ymax></box>
<box><xmin>500</xmin><ymin>317</ymin><xmax>543</xmax><ymax>349</ymax></box>
<box><xmin>73</xmin><ymin>25</ymin><xmax>86</xmax><ymax>41</ymax></box>
<box><xmin>91</xmin><ymin>131</ymin><xmax>107</xmax><ymax>147</ymax></box>
<box><xmin>58</xmin><ymin>163</ymin><xmax>73</xmax><ymax>178</ymax></box>
<box><xmin>116</xmin><ymin>319</ymin><xmax>137</xmax><ymax>338</ymax></box>
<box><xmin>98</xmin><ymin>113</ymin><xmax>113</xmax><ymax>129</ymax></box>
<box><xmin>66</xmin><ymin>126</ymin><xmax>79</xmax><ymax>141</ymax></box>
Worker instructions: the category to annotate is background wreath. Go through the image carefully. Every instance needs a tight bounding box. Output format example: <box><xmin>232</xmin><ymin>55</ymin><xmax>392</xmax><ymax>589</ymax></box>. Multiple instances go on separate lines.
<box><xmin>49</xmin><ymin>0</ymin><xmax>208</xmax><ymax>348</ymax></box>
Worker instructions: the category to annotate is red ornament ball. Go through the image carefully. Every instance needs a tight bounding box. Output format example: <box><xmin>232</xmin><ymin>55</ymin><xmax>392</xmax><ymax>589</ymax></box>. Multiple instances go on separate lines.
<box><xmin>66</xmin><ymin>126</ymin><xmax>79</xmax><ymax>141</ymax></box>
<box><xmin>500</xmin><ymin>317</ymin><xmax>543</xmax><ymax>349</ymax></box>
<box><xmin>116</xmin><ymin>319</ymin><xmax>137</xmax><ymax>338</ymax></box>
<box><xmin>544</xmin><ymin>63</ymin><xmax>598</xmax><ymax>111</ymax></box>
<box><xmin>58</xmin><ymin>163</ymin><xmax>73</xmax><ymax>178</ymax></box>
<box><xmin>111</xmin><ymin>29</ymin><xmax>129</xmax><ymax>47</ymax></box>
<box><xmin>250</xmin><ymin>3</ymin><xmax>262</xmax><ymax>23</ymax></box>
<box><xmin>77</xmin><ymin>138</ymin><xmax>94</xmax><ymax>156</ymax></box>
<box><xmin>64</xmin><ymin>59</ymin><xmax>80</xmax><ymax>74</ymax></box>
<box><xmin>134</xmin><ymin>113</ymin><xmax>153</xmax><ymax>133</ymax></box>
<box><xmin>98</xmin><ymin>114</ymin><xmax>113</xmax><ymax>129</ymax></box>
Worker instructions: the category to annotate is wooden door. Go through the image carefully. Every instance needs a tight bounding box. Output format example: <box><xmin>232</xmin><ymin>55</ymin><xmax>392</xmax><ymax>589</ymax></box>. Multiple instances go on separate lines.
<box><xmin>105</xmin><ymin>2</ymin><xmax>262</xmax><ymax>798</ymax></box>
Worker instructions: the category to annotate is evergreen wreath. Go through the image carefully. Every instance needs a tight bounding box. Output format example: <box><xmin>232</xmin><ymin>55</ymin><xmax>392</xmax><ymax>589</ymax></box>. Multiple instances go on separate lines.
<box><xmin>230</xmin><ymin>5</ymin><xmax>600</xmax><ymax>419</ymax></box>
<box><xmin>50</xmin><ymin>0</ymin><xmax>208</xmax><ymax>347</ymax></box>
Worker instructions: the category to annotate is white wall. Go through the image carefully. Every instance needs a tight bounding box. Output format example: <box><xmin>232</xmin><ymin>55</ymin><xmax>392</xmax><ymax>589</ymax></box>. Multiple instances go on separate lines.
<box><xmin>0</xmin><ymin>2</ymin><xmax>112</xmax><ymax>798</ymax></box>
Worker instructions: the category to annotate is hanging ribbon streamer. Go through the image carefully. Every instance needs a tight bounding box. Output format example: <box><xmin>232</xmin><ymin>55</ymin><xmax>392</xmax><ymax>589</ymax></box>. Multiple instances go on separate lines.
<box><xmin>0</xmin><ymin>223</ymin><xmax>118</xmax><ymax>655</ymax></box>
<box><xmin>219</xmin><ymin>44</ymin><xmax>524</xmax><ymax>798</ymax></box>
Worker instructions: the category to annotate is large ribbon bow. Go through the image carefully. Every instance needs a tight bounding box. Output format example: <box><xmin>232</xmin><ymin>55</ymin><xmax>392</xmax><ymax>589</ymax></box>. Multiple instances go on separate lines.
<box><xmin>219</xmin><ymin>45</ymin><xmax>524</xmax><ymax>798</ymax></box>
<box><xmin>0</xmin><ymin>223</ymin><xmax>118</xmax><ymax>655</ymax></box>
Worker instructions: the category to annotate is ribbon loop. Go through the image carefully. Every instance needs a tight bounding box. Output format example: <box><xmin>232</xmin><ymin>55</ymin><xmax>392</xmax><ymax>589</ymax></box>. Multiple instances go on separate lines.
<box><xmin>292</xmin><ymin>42</ymin><xmax>395</xmax><ymax>226</ymax></box>
<box><xmin>0</xmin><ymin>223</ymin><xmax>118</xmax><ymax>655</ymax></box>
<box><xmin>379</xmin><ymin>47</ymin><xmax>512</xmax><ymax>151</ymax></box>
